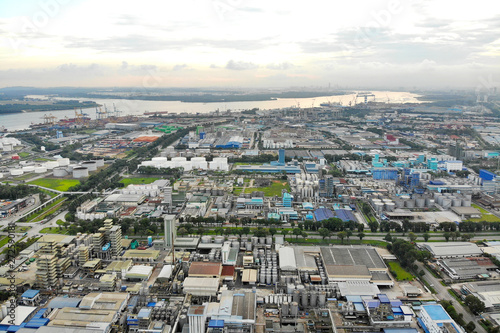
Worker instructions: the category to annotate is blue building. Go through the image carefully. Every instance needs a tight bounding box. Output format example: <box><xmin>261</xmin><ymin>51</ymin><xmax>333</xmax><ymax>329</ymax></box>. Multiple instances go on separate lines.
<box><xmin>278</xmin><ymin>149</ymin><xmax>285</xmax><ymax>164</ymax></box>
<box><xmin>283</xmin><ymin>193</ymin><xmax>292</xmax><ymax>208</ymax></box>
<box><xmin>372</xmin><ymin>168</ymin><xmax>398</xmax><ymax>180</ymax></box>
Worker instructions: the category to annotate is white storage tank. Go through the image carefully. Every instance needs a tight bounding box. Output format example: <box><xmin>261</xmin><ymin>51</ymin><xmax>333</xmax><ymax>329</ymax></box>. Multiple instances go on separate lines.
<box><xmin>22</xmin><ymin>166</ymin><xmax>35</xmax><ymax>172</ymax></box>
<box><xmin>10</xmin><ymin>169</ymin><xmax>23</xmax><ymax>176</ymax></box>
<box><xmin>34</xmin><ymin>167</ymin><xmax>47</xmax><ymax>174</ymax></box>
<box><xmin>452</xmin><ymin>199</ymin><xmax>462</xmax><ymax>207</ymax></box>
<box><xmin>93</xmin><ymin>159</ymin><xmax>105</xmax><ymax>167</ymax></box>
<box><xmin>462</xmin><ymin>199</ymin><xmax>471</xmax><ymax>207</ymax></box>
<box><xmin>73</xmin><ymin>166</ymin><xmax>89</xmax><ymax>178</ymax></box>
<box><xmin>0</xmin><ymin>173</ymin><xmax>3</xmax><ymax>179</ymax></box>
<box><xmin>53</xmin><ymin>167</ymin><xmax>68</xmax><ymax>177</ymax></box>
<box><xmin>385</xmin><ymin>202</ymin><xmax>395</xmax><ymax>212</ymax></box>
<box><xmin>405</xmin><ymin>199</ymin><xmax>415</xmax><ymax>208</ymax></box>
<box><xmin>44</xmin><ymin>161</ymin><xmax>59</xmax><ymax>169</ymax></box>
<box><xmin>57</xmin><ymin>158</ymin><xmax>70</xmax><ymax>166</ymax></box>
<box><xmin>416</xmin><ymin>198</ymin><xmax>425</xmax><ymax>208</ymax></box>
<box><xmin>442</xmin><ymin>199</ymin><xmax>452</xmax><ymax>209</ymax></box>
<box><xmin>81</xmin><ymin>161</ymin><xmax>97</xmax><ymax>171</ymax></box>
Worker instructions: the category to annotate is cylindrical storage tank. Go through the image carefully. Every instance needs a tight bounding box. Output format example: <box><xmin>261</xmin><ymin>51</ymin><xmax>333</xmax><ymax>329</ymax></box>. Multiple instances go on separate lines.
<box><xmin>400</xmin><ymin>195</ymin><xmax>411</xmax><ymax>201</ymax></box>
<box><xmin>416</xmin><ymin>198</ymin><xmax>425</xmax><ymax>208</ymax></box>
<box><xmin>293</xmin><ymin>290</ymin><xmax>300</xmax><ymax>303</ymax></box>
<box><xmin>452</xmin><ymin>199</ymin><xmax>462</xmax><ymax>207</ymax></box>
<box><xmin>68</xmin><ymin>164</ymin><xmax>78</xmax><ymax>171</ymax></box>
<box><xmin>301</xmin><ymin>291</ymin><xmax>308</xmax><ymax>307</ymax></box>
<box><xmin>0</xmin><ymin>173</ymin><xmax>3</xmax><ymax>179</ymax></box>
<box><xmin>214</xmin><ymin>236</ymin><xmax>224</xmax><ymax>244</ymax></box>
<box><xmin>10</xmin><ymin>169</ymin><xmax>23</xmax><ymax>176</ymax></box>
<box><xmin>251</xmin><ymin>237</ymin><xmax>258</xmax><ymax>245</ymax></box>
<box><xmin>201</xmin><ymin>236</ymin><xmax>211</xmax><ymax>244</ymax></box>
<box><xmin>287</xmin><ymin>283</ymin><xmax>295</xmax><ymax>294</ymax></box>
<box><xmin>259</xmin><ymin>237</ymin><xmax>266</xmax><ymax>244</ymax></box>
<box><xmin>22</xmin><ymin>166</ymin><xmax>35</xmax><ymax>172</ymax></box>
<box><xmin>34</xmin><ymin>167</ymin><xmax>47</xmax><ymax>173</ymax></box>
<box><xmin>259</xmin><ymin>271</ymin><xmax>265</xmax><ymax>283</ymax></box>
<box><xmin>231</xmin><ymin>241</ymin><xmax>240</xmax><ymax>249</ymax></box>
<box><xmin>93</xmin><ymin>159</ymin><xmax>105</xmax><ymax>167</ymax></box>
<box><xmin>405</xmin><ymin>199</ymin><xmax>415</xmax><ymax>208</ymax></box>
<box><xmin>282</xmin><ymin>302</ymin><xmax>289</xmax><ymax>316</ymax></box>
<box><xmin>53</xmin><ymin>166</ymin><xmax>68</xmax><ymax>177</ymax></box>
<box><xmin>81</xmin><ymin>161</ymin><xmax>97</xmax><ymax>171</ymax></box>
<box><xmin>246</xmin><ymin>242</ymin><xmax>252</xmax><ymax>251</ymax></box>
<box><xmin>374</xmin><ymin>202</ymin><xmax>384</xmax><ymax>214</ymax></box>
<box><xmin>73</xmin><ymin>166</ymin><xmax>89</xmax><ymax>178</ymax></box>
<box><xmin>385</xmin><ymin>202</ymin><xmax>395</xmax><ymax>212</ymax></box>
<box><xmin>179</xmin><ymin>314</ymin><xmax>188</xmax><ymax>329</ymax></box>
<box><xmin>436</xmin><ymin>196</ymin><xmax>444</xmax><ymax>205</ymax></box>
<box><xmin>272</xmin><ymin>273</ymin><xmax>278</xmax><ymax>284</ymax></box>
<box><xmin>290</xmin><ymin>302</ymin><xmax>299</xmax><ymax>316</ymax></box>
<box><xmin>310</xmin><ymin>292</ymin><xmax>317</xmax><ymax>307</ymax></box>
<box><xmin>266</xmin><ymin>236</ymin><xmax>272</xmax><ymax>245</ymax></box>
<box><xmin>462</xmin><ymin>200</ymin><xmax>471</xmax><ymax>207</ymax></box>
<box><xmin>395</xmin><ymin>200</ymin><xmax>404</xmax><ymax>208</ymax></box>
<box><xmin>44</xmin><ymin>161</ymin><xmax>59</xmax><ymax>169</ymax></box>
<box><xmin>266</xmin><ymin>273</ymin><xmax>271</xmax><ymax>285</ymax></box>
<box><xmin>57</xmin><ymin>158</ymin><xmax>70</xmax><ymax>166</ymax></box>
<box><xmin>319</xmin><ymin>292</ymin><xmax>327</xmax><ymax>307</ymax></box>
<box><xmin>442</xmin><ymin>199</ymin><xmax>452</xmax><ymax>209</ymax></box>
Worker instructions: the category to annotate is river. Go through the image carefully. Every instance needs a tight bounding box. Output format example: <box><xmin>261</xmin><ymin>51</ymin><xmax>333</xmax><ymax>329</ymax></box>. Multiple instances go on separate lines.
<box><xmin>1</xmin><ymin>91</ymin><xmax>422</xmax><ymax>131</ymax></box>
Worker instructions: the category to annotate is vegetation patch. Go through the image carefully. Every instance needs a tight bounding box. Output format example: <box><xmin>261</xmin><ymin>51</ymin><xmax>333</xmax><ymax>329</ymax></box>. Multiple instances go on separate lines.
<box><xmin>387</xmin><ymin>261</ymin><xmax>414</xmax><ymax>281</ymax></box>
<box><xmin>40</xmin><ymin>227</ymin><xmax>67</xmax><ymax>234</ymax></box>
<box><xmin>119</xmin><ymin>177</ymin><xmax>161</xmax><ymax>186</ymax></box>
<box><xmin>29</xmin><ymin>178</ymin><xmax>80</xmax><ymax>191</ymax></box>
<box><xmin>244</xmin><ymin>180</ymin><xmax>290</xmax><ymax>196</ymax></box>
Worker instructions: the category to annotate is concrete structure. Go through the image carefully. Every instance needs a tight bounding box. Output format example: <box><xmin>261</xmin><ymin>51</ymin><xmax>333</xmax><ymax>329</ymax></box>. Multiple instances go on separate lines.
<box><xmin>164</xmin><ymin>214</ymin><xmax>176</xmax><ymax>250</ymax></box>
<box><xmin>420</xmin><ymin>242</ymin><xmax>482</xmax><ymax>258</ymax></box>
<box><xmin>418</xmin><ymin>304</ymin><xmax>465</xmax><ymax>333</ymax></box>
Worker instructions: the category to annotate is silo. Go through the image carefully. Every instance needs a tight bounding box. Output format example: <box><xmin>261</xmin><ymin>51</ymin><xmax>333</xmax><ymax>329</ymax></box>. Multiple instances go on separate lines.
<box><xmin>272</xmin><ymin>272</ymin><xmax>278</xmax><ymax>284</ymax></box>
<box><xmin>93</xmin><ymin>159</ymin><xmax>105</xmax><ymax>167</ymax></box>
<box><xmin>310</xmin><ymin>291</ymin><xmax>318</xmax><ymax>307</ymax></box>
<box><xmin>462</xmin><ymin>199</ymin><xmax>471</xmax><ymax>207</ymax></box>
<box><xmin>266</xmin><ymin>272</ymin><xmax>271</xmax><ymax>284</ymax></box>
<box><xmin>293</xmin><ymin>290</ymin><xmax>300</xmax><ymax>303</ymax></box>
<box><xmin>425</xmin><ymin>198</ymin><xmax>435</xmax><ymax>207</ymax></box>
<box><xmin>290</xmin><ymin>302</ymin><xmax>299</xmax><ymax>316</ymax></box>
<box><xmin>442</xmin><ymin>199</ymin><xmax>452</xmax><ymax>209</ymax></box>
<box><xmin>452</xmin><ymin>199</ymin><xmax>462</xmax><ymax>207</ymax></box>
<box><xmin>179</xmin><ymin>315</ymin><xmax>188</xmax><ymax>329</ymax></box>
<box><xmin>57</xmin><ymin>158</ymin><xmax>70</xmax><ymax>166</ymax></box>
<box><xmin>72</xmin><ymin>167</ymin><xmax>89</xmax><ymax>178</ymax></box>
<box><xmin>319</xmin><ymin>291</ymin><xmax>327</xmax><ymax>307</ymax></box>
<box><xmin>287</xmin><ymin>283</ymin><xmax>295</xmax><ymax>294</ymax></box>
<box><xmin>44</xmin><ymin>161</ymin><xmax>59</xmax><ymax>169</ymax></box>
<box><xmin>81</xmin><ymin>161</ymin><xmax>97</xmax><ymax>172</ymax></box>
<box><xmin>266</xmin><ymin>236</ymin><xmax>273</xmax><ymax>245</ymax></box>
<box><xmin>374</xmin><ymin>202</ymin><xmax>384</xmax><ymax>215</ymax></box>
<box><xmin>416</xmin><ymin>198</ymin><xmax>425</xmax><ymax>208</ymax></box>
<box><xmin>260</xmin><ymin>270</ymin><xmax>265</xmax><ymax>283</ymax></box>
<box><xmin>34</xmin><ymin>167</ymin><xmax>47</xmax><ymax>173</ymax></box>
<box><xmin>282</xmin><ymin>302</ymin><xmax>289</xmax><ymax>316</ymax></box>
<box><xmin>405</xmin><ymin>199</ymin><xmax>415</xmax><ymax>208</ymax></box>
<box><xmin>395</xmin><ymin>200</ymin><xmax>404</xmax><ymax>208</ymax></box>
<box><xmin>301</xmin><ymin>291</ymin><xmax>308</xmax><ymax>308</ymax></box>
<box><xmin>10</xmin><ymin>169</ymin><xmax>23</xmax><ymax>176</ymax></box>
<box><xmin>385</xmin><ymin>202</ymin><xmax>395</xmax><ymax>212</ymax></box>
<box><xmin>215</xmin><ymin>236</ymin><xmax>224</xmax><ymax>244</ymax></box>
<box><xmin>251</xmin><ymin>237</ymin><xmax>258</xmax><ymax>245</ymax></box>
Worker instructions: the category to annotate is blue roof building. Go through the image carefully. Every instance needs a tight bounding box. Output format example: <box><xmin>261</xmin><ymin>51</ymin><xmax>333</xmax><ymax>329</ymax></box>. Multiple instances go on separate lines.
<box><xmin>419</xmin><ymin>304</ymin><xmax>464</xmax><ymax>333</ymax></box>
<box><xmin>283</xmin><ymin>193</ymin><xmax>292</xmax><ymax>208</ymax></box>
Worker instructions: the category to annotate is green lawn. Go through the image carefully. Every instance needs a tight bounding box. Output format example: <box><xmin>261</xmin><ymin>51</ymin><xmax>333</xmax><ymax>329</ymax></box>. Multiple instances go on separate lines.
<box><xmin>18</xmin><ymin>152</ymin><xmax>30</xmax><ymax>158</ymax></box>
<box><xmin>2</xmin><ymin>226</ymin><xmax>31</xmax><ymax>233</ymax></box>
<box><xmin>28</xmin><ymin>178</ymin><xmax>80</xmax><ymax>191</ymax></box>
<box><xmin>40</xmin><ymin>227</ymin><xmax>67</xmax><ymax>234</ymax></box>
<box><xmin>233</xmin><ymin>187</ymin><xmax>243</xmax><ymax>195</ymax></box>
<box><xmin>387</xmin><ymin>261</ymin><xmax>414</xmax><ymax>281</ymax></box>
<box><xmin>244</xmin><ymin>180</ymin><xmax>291</xmax><ymax>196</ymax></box>
<box><xmin>469</xmin><ymin>204</ymin><xmax>500</xmax><ymax>222</ymax></box>
<box><xmin>120</xmin><ymin>177</ymin><xmax>161</xmax><ymax>186</ymax></box>
<box><xmin>0</xmin><ymin>236</ymin><xmax>9</xmax><ymax>248</ymax></box>
<box><xmin>14</xmin><ymin>173</ymin><xmax>36</xmax><ymax>181</ymax></box>
<box><xmin>26</xmin><ymin>197</ymin><xmax>66</xmax><ymax>222</ymax></box>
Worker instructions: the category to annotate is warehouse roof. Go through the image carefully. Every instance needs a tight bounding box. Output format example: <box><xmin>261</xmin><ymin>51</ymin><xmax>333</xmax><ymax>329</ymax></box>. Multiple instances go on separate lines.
<box><xmin>158</xmin><ymin>265</ymin><xmax>174</xmax><ymax>280</ymax></box>
<box><xmin>242</xmin><ymin>269</ymin><xmax>258</xmax><ymax>283</ymax></box>
<box><xmin>188</xmin><ymin>262</ymin><xmax>222</xmax><ymax>277</ymax></box>
<box><xmin>293</xmin><ymin>246</ymin><xmax>320</xmax><ymax>271</ymax></box>
<box><xmin>279</xmin><ymin>247</ymin><xmax>297</xmax><ymax>271</ymax></box>
<box><xmin>421</xmin><ymin>242</ymin><xmax>482</xmax><ymax>257</ymax></box>
<box><xmin>324</xmin><ymin>265</ymin><xmax>371</xmax><ymax>279</ymax></box>
<box><xmin>337</xmin><ymin>281</ymin><xmax>380</xmax><ymax>297</ymax></box>
<box><xmin>125</xmin><ymin>265</ymin><xmax>153</xmax><ymax>280</ymax></box>
<box><xmin>320</xmin><ymin>246</ymin><xmax>386</xmax><ymax>270</ymax></box>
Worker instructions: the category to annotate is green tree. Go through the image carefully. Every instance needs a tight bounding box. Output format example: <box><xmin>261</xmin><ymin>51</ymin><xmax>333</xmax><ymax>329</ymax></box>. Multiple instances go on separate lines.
<box><xmin>346</xmin><ymin>230</ymin><xmax>353</xmax><ymax>243</ymax></box>
<box><xmin>337</xmin><ymin>231</ymin><xmax>347</xmax><ymax>244</ymax></box>
<box><xmin>423</xmin><ymin>232</ymin><xmax>430</xmax><ymax>242</ymax></box>
<box><xmin>301</xmin><ymin>232</ymin><xmax>308</xmax><ymax>240</ymax></box>
<box><xmin>368</xmin><ymin>221</ymin><xmax>379</xmax><ymax>232</ymax></box>
<box><xmin>281</xmin><ymin>229</ymin><xmax>289</xmax><ymax>238</ymax></box>
<box><xmin>408</xmin><ymin>232</ymin><xmax>417</xmax><ymax>242</ymax></box>
<box><xmin>269</xmin><ymin>227</ymin><xmax>277</xmax><ymax>236</ymax></box>
<box><xmin>443</xmin><ymin>232</ymin><xmax>451</xmax><ymax>242</ymax></box>
<box><xmin>293</xmin><ymin>228</ymin><xmax>302</xmax><ymax>240</ymax></box>
<box><xmin>177</xmin><ymin>227</ymin><xmax>188</xmax><ymax>236</ymax></box>
<box><xmin>464</xmin><ymin>294</ymin><xmax>485</xmax><ymax>314</ymax></box>
<box><xmin>384</xmin><ymin>233</ymin><xmax>393</xmax><ymax>242</ymax></box>
<box><xmin>319</xmin><ymin>228</ymin><xmax>331</xmax><ymax>240</ymax></box>
<box><xmin>358</xmin><ymin>232</ymin><xmax>365</xmax><ymax>241</ymax></box>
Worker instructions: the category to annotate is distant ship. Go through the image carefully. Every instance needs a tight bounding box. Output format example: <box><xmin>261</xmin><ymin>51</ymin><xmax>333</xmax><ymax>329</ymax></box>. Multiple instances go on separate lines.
<box><xmin>320</xmin><ymin>101</ymin><xmax>342</xmax><ymax>107</ymax></box>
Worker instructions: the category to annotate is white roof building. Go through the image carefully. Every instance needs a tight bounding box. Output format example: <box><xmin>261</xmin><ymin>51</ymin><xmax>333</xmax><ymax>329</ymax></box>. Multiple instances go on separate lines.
<box><xmin>279</xmin><ymin>247</ymin><xmax>297</xmax><ymax>271</ymax></box>
<box><xmin>421</xmin><ymin>242</ymin><xmax>482</xmax><ymax>258</ymax></box>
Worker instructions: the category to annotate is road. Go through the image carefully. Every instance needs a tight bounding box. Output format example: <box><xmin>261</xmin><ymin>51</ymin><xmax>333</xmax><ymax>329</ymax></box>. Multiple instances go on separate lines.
<box><xmin>415</xmin><ymin>261</ymin><xmax>485</xmax><ymax>333</ymax></box>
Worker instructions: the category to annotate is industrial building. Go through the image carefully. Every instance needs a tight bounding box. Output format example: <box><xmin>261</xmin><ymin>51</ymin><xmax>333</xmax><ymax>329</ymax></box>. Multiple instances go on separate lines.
<box><xmin>420</xmin><ymin>242</ymin><xmax>483</xmax><ymax>258</ymax></box>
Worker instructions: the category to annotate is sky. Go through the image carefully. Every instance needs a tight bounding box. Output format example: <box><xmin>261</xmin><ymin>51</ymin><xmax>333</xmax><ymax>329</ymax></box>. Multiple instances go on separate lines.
<box><xmin>0</xmin><ymin>0</ymin><xmax>499</xmax><ymax>90</ymax></box>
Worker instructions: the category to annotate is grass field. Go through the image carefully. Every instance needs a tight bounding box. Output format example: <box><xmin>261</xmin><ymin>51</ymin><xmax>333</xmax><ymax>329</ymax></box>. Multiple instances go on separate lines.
<box><xmin>233</xmin><ymin>187</ymin><xmax>243</xmax><ymax>195</ymax></box>
<box><xmin>0</xmin><ymin>236</ymin><xmax>9</xmax><ymax>249</ymax></box>
<box><xmin>120</xmin><ymin>177</ymin><xmax>161</xmax><ymax>186</ymax></box>
<box><xmin>244</xmin><ymin>180</ymin><xmax>290</xmax><ymax>196</ymax></box>
<box><xmin>1</xmin><ymin>226</ymin><xmax>31</xmax><ymax>233</ymax></box>
<box><xmin>28</xmin><ymin>178</ymin><xmax>80</xmax><ymax>191</ymax></box>
<box><xmin>387</xmin><ymin>261</ymin><xmax>414</xmax><ymax>281</ymax></box>
<box><xmin>18</xmin><ymin>152</ymin><xmax>30</xmax><ymax>158</ymax></box>
<box><xmin>26</xmin><ymin>197</ymin><xmax>66</xmax><ymax>222</ymax></box>
<box><xmin>40</xmin><ymin>227</ymin><xmax>67</xmax><ymax>234</ymax></box>
<box><xmin>469</xmin><ymin>204</ymin><xmax>500</xmax><ymax>222</ymax></box>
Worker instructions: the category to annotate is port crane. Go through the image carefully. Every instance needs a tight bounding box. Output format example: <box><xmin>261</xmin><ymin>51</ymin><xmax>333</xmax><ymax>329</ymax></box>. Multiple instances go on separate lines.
<box><xmin>41</xmin><ymin>113</ymin><xmax>57</xmax><ymax>125</ymax></box>
<box><xmin>355</xmin><ymin>92</ymin><xmax>376</xmax><ymax>104</ymax></box>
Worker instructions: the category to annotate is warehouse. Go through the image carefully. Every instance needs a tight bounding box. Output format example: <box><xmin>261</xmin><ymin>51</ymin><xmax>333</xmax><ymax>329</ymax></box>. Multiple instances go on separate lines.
<box><xmin>188</xmin><ymin>262</ymin><xmax>222</xmax><ymax>279</ymax></box>
<box><xmin>420</xmin><ymin>242</ymin><xmax>482</xmax><ymax>258</ymax></box>
<box><xmin>183</xmin><ymin>277</ymin><xmax>219</xmax><ymax>296</ymax></box>
<box><xmin>278</xmin><ymin>247</ymin><xmax>297</xmax><ymax>271</ymax></box>
<box><xmin>125</xmin><ymin>265</ymin><xmax>154</xmax><ymax>281</ymax></box>
<box><xmin>438</xmin><ymin>257</ymin><xmax>497</xmax><ymax>280</ymax></box>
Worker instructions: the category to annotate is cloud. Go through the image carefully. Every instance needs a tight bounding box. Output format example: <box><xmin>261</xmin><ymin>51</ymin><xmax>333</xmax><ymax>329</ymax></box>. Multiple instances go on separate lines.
<box><xmin>210</xmin><ymin>64</ymin><xmax>219</xmax><ymax>69</ymax></box>
<box><xmin>266</xmin><ymin>62</ymin><xmax>294</xmax><ymax>70</ymax></box>
<box><xmin>225</xmin><ymin>60</ymin><xmax>258</xmax><ymax>70</ymax></box>
<box><xmin>172</xmin><ymin>64</ymin><xmax>188</xmax><ymax>71</ymax></box>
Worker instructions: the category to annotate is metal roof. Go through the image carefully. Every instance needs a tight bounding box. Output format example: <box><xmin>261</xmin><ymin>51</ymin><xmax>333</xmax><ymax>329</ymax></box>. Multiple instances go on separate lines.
<box><xmin>278</xmin><ymin>247</ymin><xmax>297</xmax><ymax>271</ymax></box>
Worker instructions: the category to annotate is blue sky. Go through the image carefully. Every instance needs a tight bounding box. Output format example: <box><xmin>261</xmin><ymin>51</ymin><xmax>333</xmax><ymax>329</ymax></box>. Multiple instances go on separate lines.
<box><xmin>0</xmin><ymin>0</ymin><xmax>499</xmax><ymax>89</ymax></box>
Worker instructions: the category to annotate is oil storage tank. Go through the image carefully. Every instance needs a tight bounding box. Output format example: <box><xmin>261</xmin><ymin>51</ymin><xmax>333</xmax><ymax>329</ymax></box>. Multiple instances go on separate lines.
<box><xmin>73</xmin><ymin>166</ymin><xmax>89</xmax><ymax>178</ymax></box>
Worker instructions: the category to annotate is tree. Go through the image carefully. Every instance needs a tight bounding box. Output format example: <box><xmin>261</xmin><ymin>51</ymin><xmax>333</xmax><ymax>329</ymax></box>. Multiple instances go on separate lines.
<box><xmin>357</xmin><ymin>223</ymin><xmax>364</xmax><ymax>232</ymax></box>
<box><xmin>281</xmin><ymin>229</ymin><xmax>289</xmax><ymax>238</ymax></box>
<box><xmin>423</xmin><ymin>232</ymin><xmax>430</xmax><ymax>242</ymax></box>
<box><xmin>269</xmin><ymin>227</ymin><xmax>277</xmax><ymax>236</ymax></box>
<box><xmin>242</xmin><ymin>227</ymin><xmax>251</xmax><ymax>236</ymax></box>
<box><xmin>384</xmin><ymin>233</ymin><xmax>393</xmax><ymax>242</ymax></box>
<box><xmin>358</xmin><ymin>232</ymin><xmax>365</xmax><ymax>241</ymax></box>
<box><xmin>443</xmin><ymin>231</ymin><xmax>451</xmax><ymax>242</ymax></box>
<box><xmin>293</xmin><ymin>228</ymin><xmax>302</xmax><ymax>240</ymax></box>
<box><xmin>464</xmin><ymin>295</ymin><xmax>485</xmax><ymax>314</ymax></box>
<box><xmin>319</xmin><ymin>228</ymin><xmax>331</xmax><ymax>240</ymax></box>
<box><xmin>408</xmin><ymin>232</ymin><xmax>417</xmax><ymax>242</ymax></box>
<box><xmin>368</xmin><ymin>221</ymin><xmax>379</xmax><ymax>232</ymax></box>
<box><xmin>214</xmin><ymin>227</ymin><xmax>224</xmax><ymax>235</ymax></box>
<box><xmin>301</xmin><ymin>232</ymin><xmax>308</xmax><ymax>240</ymax></box>
<box><xmin>346</xmin><ymin>230</ymin><xmax>353</xmax><ymax>243</ymax></box>
<box><xmin>337</xmin><ymin>231</ymin><xmax>347</xmax><ymax>244</ymax></box>
<box><xmin>177</xmin><ymin>227</ymin><xmax>188</xmax><ymax>236</ymax></box>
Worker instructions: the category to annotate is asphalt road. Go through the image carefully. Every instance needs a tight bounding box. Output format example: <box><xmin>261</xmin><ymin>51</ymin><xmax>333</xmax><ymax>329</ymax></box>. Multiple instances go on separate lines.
<box><xmin>415</xmin><ymin>261</ymin><xmax>485</xmax><ymax>333</ymax></box>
